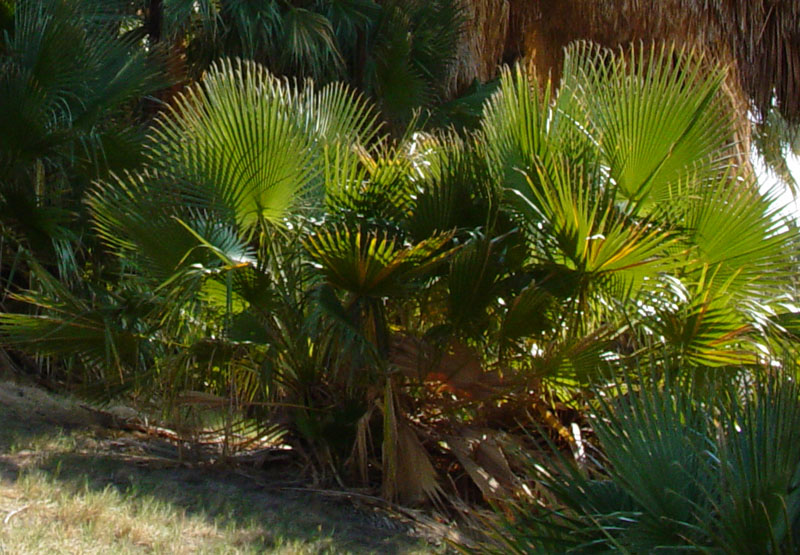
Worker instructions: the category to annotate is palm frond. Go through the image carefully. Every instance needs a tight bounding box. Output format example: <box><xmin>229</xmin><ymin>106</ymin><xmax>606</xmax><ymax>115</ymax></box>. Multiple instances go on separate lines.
<box><xmin>517</xmin><ymin>158</ymin><xmax>679</xmax><ymax>300</ymax></box>
<box><xmin>447</xmin><ymin>237</ymin><xmax>498</xmax><ymax>332</ymax></box>
<box><xmin>654</xmin><ymin>273</ymin><xmax>756</xmax><ymax>367</ymax></box>
<box><xmin>571</xmin><ymin>42</ymin><xmax>733</xmax><ymax>211</ymax></box>
<box><xmin>281</xmin><ymin>6</ymin><xmax>343</xmax><ymax>80</ymax></box>
<box><xmin>0</xmin><ymin>260</ymin><xmax>149</xmax><ymax>383</ymax></box>
<box><xmin>150</xmin><ymin>59</ymin><xmax>316</xmax><ymax>229</ymax></box>
<box><xmin>305</xmin><ymin>222</ymin><xmax>453</xmax><ymax>298</ymax></box>
<box><xmin>367</xmin><ymin>0</ymin><xmax>464</xmax><ymax>128</ymax></box>
<box><xmin>678</xmin><ymin>176</ymin><xmax>797</xmax><ymax>298</ymax></box>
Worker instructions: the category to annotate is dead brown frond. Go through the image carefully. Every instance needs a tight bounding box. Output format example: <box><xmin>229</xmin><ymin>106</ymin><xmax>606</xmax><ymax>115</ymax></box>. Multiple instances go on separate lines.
<box><xmin>381</xmin><ymin>378</ymin><xmax>445</xmax><ymax>506</ymax></box>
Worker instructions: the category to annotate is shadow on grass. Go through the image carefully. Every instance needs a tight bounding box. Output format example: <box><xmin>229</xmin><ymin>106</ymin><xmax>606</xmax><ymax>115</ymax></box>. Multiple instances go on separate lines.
<box><xmin>0</xmin><ymin>394</ymin><xmax>434</xmax><ymax>554</ymax></box>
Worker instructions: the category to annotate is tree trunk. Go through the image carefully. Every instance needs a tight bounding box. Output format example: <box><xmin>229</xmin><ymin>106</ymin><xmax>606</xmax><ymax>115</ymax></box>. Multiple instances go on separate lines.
<box><xmin>146</xmin><ymin>0</ymin><xmax>162</xmax><ymax>45</ymax></box>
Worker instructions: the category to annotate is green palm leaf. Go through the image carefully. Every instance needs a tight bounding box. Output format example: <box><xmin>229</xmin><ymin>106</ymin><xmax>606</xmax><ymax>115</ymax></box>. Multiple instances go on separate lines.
<box><xmin>447</xmin><ymin>237</ymin><xmax>499</xmax><ymax>332</ymax></box>
<box><xmin>516</xmin><ymin>158</ymin><xmax>678</xmax><ymax>299</ymax></box>
<box><xmin>305</xmin><ymin>222</ymin><xmax>453</xmax><ymax>298</ymax></box>
<box><xmin>150</xmin><ymin>59</ymin><xmax>316</xmax><ymax>230</ymax></box>
<box><xmin>652</xmin><ymin>273</ymin><xmax>757</xmax><ymax>366</ymax></box>
<box><xmin>88</xmin><ymin>170</ymin><xmax>249</xmax><ymax>281</ymax></box>
<box><xmin>480</xmin><ymin>63</ymin><xmax>591</xmax><ymax>199</ymax></box>
<box><xmin>282</xmin><ymin>6</ymin><xmax>343</xmax><ymax>78</ymax></box>
<box><xmin>89</xmin><ymin>58</ymin><xmax>379</xmax><ymax>280</ymax></box>
<box><xmin>678</xmin><ymin>176</ymin><xmax>796</xmax><ymax>298</ymax></box>
<box><xmin>572</xmin><ymin>42</ymin><xmax>733</xmax><ymax>211</ymax></box>
<box><xmin>0</xmin><ymin>260</ymin><xmax>147</xmax><ymax>380</ymax></box>
<box><xmin>488</xmin><ymin>370</ymin><xmax>800</xmax><ymax>553</ymax></box>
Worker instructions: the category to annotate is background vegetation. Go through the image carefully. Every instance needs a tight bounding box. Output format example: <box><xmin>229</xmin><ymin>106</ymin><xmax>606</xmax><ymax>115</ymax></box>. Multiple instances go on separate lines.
<box><xmin>1</xmin><ymin>1</ymin><xmax>800</xmax><ymax>551</ymax></box>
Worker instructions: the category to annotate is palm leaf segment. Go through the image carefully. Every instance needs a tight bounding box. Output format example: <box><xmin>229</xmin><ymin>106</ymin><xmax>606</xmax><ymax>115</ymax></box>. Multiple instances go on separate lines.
<box><xmin>678</xmin><ymin>179</ymin><xmax>795</xmax><ymax>299</ymax></box>
<box><xmin>0</xmin><ymin>258</ymin><xmax>150</xmax><ymax>383</ymax></box>
<box><xmin>572</xmin><ymin>44</ymin><xmax>794</xmax><ymax>300</ymax></box>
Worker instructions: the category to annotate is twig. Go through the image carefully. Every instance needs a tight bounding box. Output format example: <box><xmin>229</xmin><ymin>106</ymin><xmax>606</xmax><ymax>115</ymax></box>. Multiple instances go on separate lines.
<box><xmin>4</xmin><ymin>505</ymin><xmax>29</xmax><ymax>524</ymax></box>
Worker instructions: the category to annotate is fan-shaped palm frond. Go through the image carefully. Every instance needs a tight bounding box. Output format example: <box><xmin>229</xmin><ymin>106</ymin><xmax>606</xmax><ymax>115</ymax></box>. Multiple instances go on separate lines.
<box><xmin>678</xmin><ymin>177</ymin><xmax>796</xmax><ymax>299</ymax></box>
<box><xmin>281</xmin><ymin>6</ymin><xmax>343</xmax><ymax>79</ymax></box>
<box><xmin>499</xmin><ymin>281</ymin><xmax>556</xmax><ymax>342</ymax></box>
<box><xmin>88</xmin><ymin>170</ymin><xmax>248</xmax><ymax>282</ymax></box>
<box><xmin>1</xmin><ymin>0</ymin><xmax>161</xmax><ymax>170</ymax></box>
<box><xmin>519</xmin><ymin>159</ymin><xmax>679</xmax><ymax>297</ymax></box>
<box><xmin>480</xmin><ymin>62</ymin><xmax>592</xmax><ymax>198</ymax></box>
<box><xmin>571</xmin><ymin>42</ymin><xmax>733</xmax><ymax>211</ymax></box>
<box><xmin>150</xmin><ymin>59</ymin><xmax>315</xmax><ymax>230</ymax></box>
<box><xmin>324</xmin><ymin>150</ymin><xmax>415</xmax><ymax>223</ymax></box>
<box><xmin>89</xmin><ymin>59</ymin><xmax>379</xmax><ymax>280</ymax></box>
<box><xmin>651</xmin><ymin>272</ymin><xmax>756</xmax><ymax>366</ymax></box>
<box><xmin>305</xmin><ymin>223</ymin><xmax>453</xmax><ymax>298</ymax></box>
<box><xmin>404</xmin><ymin>132</ymin><xmax>499</xmax><ymax>242</ymax></box>
<box><xmin>447</xmin><ymin>237</ymin><xmax>499</xmax><ymax>332</ymax></box>
<box><xmin>154</xmin><ymin>58</ymin><xmax>377</xmax><ymax>222</ymax></box>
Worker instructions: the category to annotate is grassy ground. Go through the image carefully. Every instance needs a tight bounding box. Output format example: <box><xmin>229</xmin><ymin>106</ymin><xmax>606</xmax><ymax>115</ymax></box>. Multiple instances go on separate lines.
<box><xmin>0</xmin><ymin>381</ymin><xmax>443</xmax><ymax>554</ymax></box>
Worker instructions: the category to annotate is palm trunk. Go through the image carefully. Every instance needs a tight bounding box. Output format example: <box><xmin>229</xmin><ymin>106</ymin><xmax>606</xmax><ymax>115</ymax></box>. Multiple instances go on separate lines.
<box><xmin>146</xmin><ymin>0</ymin><xmax>162</xmax><ymax>45</ymax></box>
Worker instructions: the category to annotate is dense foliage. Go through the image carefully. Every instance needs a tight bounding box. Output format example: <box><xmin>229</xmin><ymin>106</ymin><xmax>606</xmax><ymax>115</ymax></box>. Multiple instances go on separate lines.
<box><xmin>1</xmin><ymin>1</ymin><xmax>799</xmax><ymax>550</ymax></box>
<box><xmin>482</xmin><ymin>370</ymin><xmax>800</xmax><ymax>553</ymax></box>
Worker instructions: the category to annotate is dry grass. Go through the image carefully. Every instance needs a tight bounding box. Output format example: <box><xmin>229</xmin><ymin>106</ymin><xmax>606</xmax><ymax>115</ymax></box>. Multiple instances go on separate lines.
<box><xmin>0</xmin><ymin>471</ymin><xmax>292</xmax><ymax>554</ymax></box>
<box><xmin>0</xmin><ymin>381</ymin><xmax>441</xmax><ymax>554</ymax></box>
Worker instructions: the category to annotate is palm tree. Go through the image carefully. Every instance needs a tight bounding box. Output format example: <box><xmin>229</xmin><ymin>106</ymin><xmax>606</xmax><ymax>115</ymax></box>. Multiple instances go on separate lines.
<box><xmin>457</xmin><ymin>42</ymin><xmax>794</xmax><ymax>379</ymax></box>
<box><xmin>0</xmin><ymin>0</ymin><xmax>164</xmax><ymax>268</ymax></box>
<box><xmin>2</xmin><ymin>35</ymin><xmax>797</xmax><ymax>507</ymax></box>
